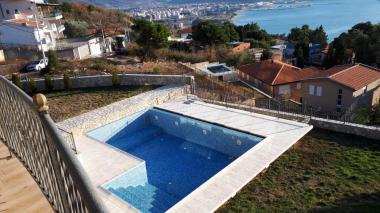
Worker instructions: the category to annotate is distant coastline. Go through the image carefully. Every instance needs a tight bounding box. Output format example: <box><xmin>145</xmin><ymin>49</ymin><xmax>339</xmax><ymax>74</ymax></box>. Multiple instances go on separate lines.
<box><xmin>231</xmin><ymin>0</ymin><xmax>380</xmax><ymax>41</ymax></box>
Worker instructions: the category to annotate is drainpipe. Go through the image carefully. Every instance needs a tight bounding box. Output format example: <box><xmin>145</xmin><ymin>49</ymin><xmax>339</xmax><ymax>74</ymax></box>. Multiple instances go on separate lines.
<box><xmin>33</xmin><ymin>1</ymin><xmax>46</xmax><ymax>64</ymax></box>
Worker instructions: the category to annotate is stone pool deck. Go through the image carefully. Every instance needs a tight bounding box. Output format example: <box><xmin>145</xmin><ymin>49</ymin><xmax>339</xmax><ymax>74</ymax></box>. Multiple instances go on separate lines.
<box><xmin>59</xmin><ymin>95</ymin><xmax>312</xmax><ymax>213</ymax></box>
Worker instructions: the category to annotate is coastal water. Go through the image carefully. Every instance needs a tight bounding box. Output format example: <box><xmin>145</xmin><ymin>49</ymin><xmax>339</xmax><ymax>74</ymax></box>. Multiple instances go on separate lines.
<box><xmin>233</xmin><ymin>0</ymin><xmax>380</xmax><ymax>41</ymax></box>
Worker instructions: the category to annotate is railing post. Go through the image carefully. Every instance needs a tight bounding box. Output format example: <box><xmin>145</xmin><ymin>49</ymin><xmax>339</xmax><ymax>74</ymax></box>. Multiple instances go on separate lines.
<box><xmin>33</xmin><ymin>93</ymin><xmax>71</xmax><ymax>212</ymax></box>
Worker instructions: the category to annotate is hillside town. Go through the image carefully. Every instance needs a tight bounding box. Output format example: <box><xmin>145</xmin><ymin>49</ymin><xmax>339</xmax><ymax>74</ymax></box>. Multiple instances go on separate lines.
<box><xmin>0</xmin><ymin>1</ymin><xmax>379</xmax><ymax>213</ymax></box>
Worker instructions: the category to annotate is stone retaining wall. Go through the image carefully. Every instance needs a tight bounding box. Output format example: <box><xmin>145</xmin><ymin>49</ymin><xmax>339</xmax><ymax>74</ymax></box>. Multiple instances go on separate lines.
<box><xmin>57</xmin><ymin>84</ymin><xmax>190</xmax><ymax>139</ymax></box>
<box><xmin>22</xmin><ymin>74</ymin><xmax>195</xmax><ymax>93</ymax></box>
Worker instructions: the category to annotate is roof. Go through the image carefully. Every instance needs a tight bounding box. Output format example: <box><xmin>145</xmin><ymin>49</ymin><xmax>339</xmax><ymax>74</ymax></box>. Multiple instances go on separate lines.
<box><xmin>178</xmin><ymin>28</ymin><xmax>192</xmax><ymax>34</ymax></box>
<box><xmin>303</xmin><ymin>64</ymin><xmax>380</xmax><ymax>90</ymax></box>
<box><xmin>238</xmin><ymin>60</ymin><xmax>320</xmax><ymax>86</ymax></box>
<box><xmin>7</xmin><ymin>19</ymin><xmax>41</xmax><ymax>27</ymax></box>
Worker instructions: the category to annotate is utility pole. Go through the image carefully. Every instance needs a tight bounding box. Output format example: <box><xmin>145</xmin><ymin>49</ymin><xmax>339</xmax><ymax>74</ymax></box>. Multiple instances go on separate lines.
<box><xmin>100</xmin><ymin>19</ymin><xmax>106</xmax><ymax>53</ymax></box>
<box><xmin>32</xmin><ymin>0</ymin><xmax>47</xmax><ymax>64</ymax></box>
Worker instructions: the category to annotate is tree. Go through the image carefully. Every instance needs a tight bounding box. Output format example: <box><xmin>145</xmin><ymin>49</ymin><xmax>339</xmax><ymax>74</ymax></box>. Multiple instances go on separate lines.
<box><xmin>326</xmin><ymin>22</ymin><xmax>380</xmax><ymax>68</ymax></box>
<box><xmin>61</xmin><ymin>2</ymin><xmax>72</xmax><ymax>14</ymax></box>
<box><xmin>223</xmin><ymin>22</ymin><xmax>239</xmax><ymax>42</ymax></box>
<box><xmin>132</xmin><ymin>19</ymin><xmax>170</xmax><ymax>61</ymax></box>
<box><xmin>261</xmin><ymin>49</ymin><xmax>273</xmax><ymax>61</ymax></box>
<box><xmin>192</xmin><ymin>21</ymin><xmax>229</xmax><ymax>46</ymax></box>
<box><xmin>46</xmin><ymin>50</ymin><xmax>59</xmax><ymax>73</ymax></box>
<box><xmin>236</xmin><ymin>22</ymin><xmax>273</xmax><ymax>42</ymax></box>
<box><xmin>310</xmin><ymin>26</ymin><xmax>328</xmax><ymax>48</ymax></box>
<box><xmin>288</xmin><ymin>25</ymin><xmax>318</xmax><ymax>67</ymax></box>
<box><xmin>64</xmin><ymin>21</ymin><xmax>89</xmax><ymax>38</ymax></box>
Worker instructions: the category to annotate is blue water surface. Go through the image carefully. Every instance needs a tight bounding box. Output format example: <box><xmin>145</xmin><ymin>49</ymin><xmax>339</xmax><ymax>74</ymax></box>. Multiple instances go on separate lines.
<box><xmin>233</xmin><ymin>0</ymin><xmax>380</xmax><ymax>41</ymax></box>
<box><xmin>88</xmin><ymin>108</ymin><xmax>263</xmax><ymax>213</ymax></box>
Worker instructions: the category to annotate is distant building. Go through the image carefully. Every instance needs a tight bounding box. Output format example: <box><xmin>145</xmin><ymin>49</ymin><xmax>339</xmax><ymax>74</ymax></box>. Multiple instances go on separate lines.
<box><xmin>56</xmin><ymin>37</ymin><xmax>102</xmax><ymax>60</ymax></box>
<box><xmin>0</xmin><ymin>0</ymin><xmax>65</xmax><ymax>52</ymax></box>
<box><xmin>300</xmin><ymin>64</ymin><xmax>380</xmax><ymax>112</ymax></box>
<box><xmin>181</xmin><ymin>61</ymin><xmax>237</xmax><ymax>82</ymax></box>
<box><xmin>177</xmin><ymin>28</ymin><xmax>192</xmax><ymax>39</ymax></box>
<box><xmin>237</xmin><ymin>60</ymin><xmax>320</xmax><ymax>101</ymax></box>
<box><xmin>248</xmin><ymin>48</ymin><xmax>264</xmax><ymax>61</ymax></box>
<box><xmin>230</xmin><ymin>42</ymin><xmax>251</xmax><ymax>54</ymax></box>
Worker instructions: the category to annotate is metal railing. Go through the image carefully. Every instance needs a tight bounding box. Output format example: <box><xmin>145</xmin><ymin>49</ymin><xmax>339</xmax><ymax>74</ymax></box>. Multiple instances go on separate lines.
<box><xmin>58</xmin><ymin>127</ymin><xmax>77</xmax><ymax>154</ymax></box>
<box><xmin>0</xmin><ymin>76</ymin><xmax>108</xmax><ymax>213</ymax></box>
<box><xmin>193</xmin><ymin>78</ymin><xmax>360</xmax><ymax>124</ymax></box>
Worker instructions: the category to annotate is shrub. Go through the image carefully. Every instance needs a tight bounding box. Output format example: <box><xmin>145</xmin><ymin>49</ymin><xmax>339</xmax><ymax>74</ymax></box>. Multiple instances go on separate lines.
<box><xmin>11</xmin><ymin>73</ymin><xmax>23</xmax><ymax>90</ymax></box>
<box><xmin>64</xmin><ymin>21</ymin><xmax>89</xmax><ymax>38</ymax></box>
<box><xmin>261</xmin><ymin>49</ymin><xmax>273</xmax><ymax>61</ymax></box>
<box><xmin>29</xmin><ymin>78</ymin><xmax>38</xmax><ymax>93</ymax></box>
<box><xmin>46</xmin><ymin>50</ymin><xmax>59</xmax><ymax>73</ymax></box>
<box><xmin>112</xmin><ymin>72</ymin><xmax>120</xmax><ymax>87</ymax></box>
<box><xmin>63</xmin><ymin>74</ymin><xmax>72</xmax><ymax>91</ymax></box>
<box><xmin>44</xmin><ymin>76</ymin><xmax>54</xmax><ymax>92</ymax></box>
<box><xmin>153</xmin><ymin>67</ymin><xmax>160</xmax><ymax>73</ymax></box>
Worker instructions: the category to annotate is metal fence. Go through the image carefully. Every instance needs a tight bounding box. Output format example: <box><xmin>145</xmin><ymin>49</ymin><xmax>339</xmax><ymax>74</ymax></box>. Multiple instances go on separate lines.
<box><xmin>0</xmin><ymin>76</ymin><xmax>107</xmax><ymax>213</ymax></box>
<box><xmin>193</xmin><ymin>79</ymin><xmax>357</xmax><ymax>124</ymax></box>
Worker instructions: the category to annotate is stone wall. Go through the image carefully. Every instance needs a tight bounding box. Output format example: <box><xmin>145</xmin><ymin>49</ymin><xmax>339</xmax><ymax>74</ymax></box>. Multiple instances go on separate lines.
<box><xmin>57</xmin><ymin>84</ymin><xmax>190</xmax><ymax>138</ymax></box>
<box><xmin>309</xmin><ymin>118</ymin><xmax>380</xmax><ymax>141</ymax></box>
<box><xmin>21</xmin><ymin>74</ymin><xmax>195</xmax><ymax>93</ymax></box>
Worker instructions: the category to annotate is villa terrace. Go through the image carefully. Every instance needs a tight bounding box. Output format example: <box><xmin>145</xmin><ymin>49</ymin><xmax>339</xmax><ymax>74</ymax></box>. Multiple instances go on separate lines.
<box><xmin>0</xmin><ymin>74</ymin><xmax>379</xmax><ymax>213</ymax></box>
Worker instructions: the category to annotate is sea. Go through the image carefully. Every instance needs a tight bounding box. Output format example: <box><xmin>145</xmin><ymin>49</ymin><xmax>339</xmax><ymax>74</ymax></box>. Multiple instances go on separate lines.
<box><xmin>232</xmin><ymin>0</ymin><xmax>380</xmax><ymax>41</ymax></box>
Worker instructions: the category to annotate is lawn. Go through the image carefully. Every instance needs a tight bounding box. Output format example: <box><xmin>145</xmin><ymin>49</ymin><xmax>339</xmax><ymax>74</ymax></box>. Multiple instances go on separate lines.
<box><xmin>218</xmin><ymin>128</ymin><xmax>380</xmax><ymax>213</ymax></box>
<box><xmin>45</xmin><ymin>86</ymin><xmax>156</xmax><ymax>122</ymax></box>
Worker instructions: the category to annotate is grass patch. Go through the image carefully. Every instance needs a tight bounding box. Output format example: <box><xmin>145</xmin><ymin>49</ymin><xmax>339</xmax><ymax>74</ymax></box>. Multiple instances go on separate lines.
<box><xmin>46</xmin><ymin>86</ymin><xmax>156</xmax><ymax>122</ymax></box>
<box><xmin>218</xmin><ymin>129</ymin><xmax>380</xmax><ymax>213</ymax></box>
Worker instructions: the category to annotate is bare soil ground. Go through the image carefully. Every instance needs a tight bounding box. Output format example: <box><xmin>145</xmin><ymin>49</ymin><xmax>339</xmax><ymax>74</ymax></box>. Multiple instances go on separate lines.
<box><xmin>46</xmin><ymin>86</ymin><xmax>156</xmax><ymax>122</ymax></box>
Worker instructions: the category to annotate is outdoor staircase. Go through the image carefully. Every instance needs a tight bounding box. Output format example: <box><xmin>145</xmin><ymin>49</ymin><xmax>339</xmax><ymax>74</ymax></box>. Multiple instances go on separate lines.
<box><xmin>109</xmin><ymin>182</ymin><xmax>178</xmax><ymax>213</ymax></box>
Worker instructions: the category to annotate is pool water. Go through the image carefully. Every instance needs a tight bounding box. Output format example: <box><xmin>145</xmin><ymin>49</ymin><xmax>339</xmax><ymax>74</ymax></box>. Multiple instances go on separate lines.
<box><xmin>207</xmin><ymin>65</ymin><xmax>232</xmax><ymax>73</ymax></box>
<box><xmin>87</xmin><ymin>108</ymin><xmax>263</xmax><ymax>213</ymax></box>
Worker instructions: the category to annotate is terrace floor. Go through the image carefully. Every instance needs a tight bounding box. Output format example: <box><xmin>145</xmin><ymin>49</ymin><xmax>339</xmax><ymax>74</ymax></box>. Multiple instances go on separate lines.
<box><xmin>0</xmin><ymin>142</ymin><xmax>53</xmax><ymax>213</ymax></box>
<box><xmin>63</xmin><ymin>96</ymin><xmax>312</xmax><ymax>212</ymax></box>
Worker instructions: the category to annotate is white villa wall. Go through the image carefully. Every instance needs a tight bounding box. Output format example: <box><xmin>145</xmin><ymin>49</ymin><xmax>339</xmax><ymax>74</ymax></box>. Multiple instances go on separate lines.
<box><xmin>0</xmin><ymin>24</ymin><xmax>37</xmax><ymax>45</ymax></box>
<box><xmin>88</xmin><ymin>38</ymin><xmax>102</xmax><ymax>56</ymax></box>
<box><xmin>0</xmin><ymin>0</ymin><xmax>36</xmax><ymax>19</ymax></box>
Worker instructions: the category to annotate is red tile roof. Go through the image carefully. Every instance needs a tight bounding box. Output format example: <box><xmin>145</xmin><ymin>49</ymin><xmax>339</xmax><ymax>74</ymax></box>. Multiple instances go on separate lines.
<box><xmin>178</xmin><ymin>28</ymin><xmax>192</xmax><ymax>34</ymax></box>
<box><xmin>303</xmin><ymin>64</ymin><xmax>380</xmax><ymax>90</ymax></box>
<box><xmin>238</xmin><ymin>60</ymin><xmax>321</xmax><ymax>86</ymax></box>
<box><xmin>8</xmin><ymin>19</ymin><xmax>40</xmax><ymax>27</ymax></box>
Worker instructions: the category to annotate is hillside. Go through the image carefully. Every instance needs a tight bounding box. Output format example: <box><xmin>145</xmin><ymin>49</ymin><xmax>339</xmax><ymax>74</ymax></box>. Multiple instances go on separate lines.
<box><xmin>62</xmin><ymin>2</ymin><xmax>133</xmax><ymax>36</ymax></box>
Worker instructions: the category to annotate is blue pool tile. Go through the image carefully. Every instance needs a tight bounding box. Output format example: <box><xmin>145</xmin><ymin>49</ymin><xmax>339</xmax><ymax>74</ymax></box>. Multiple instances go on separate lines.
<box><xmin>90</xmin><ymin>108</ymin><xmax>264</xmax><ymax>213</ymax></box>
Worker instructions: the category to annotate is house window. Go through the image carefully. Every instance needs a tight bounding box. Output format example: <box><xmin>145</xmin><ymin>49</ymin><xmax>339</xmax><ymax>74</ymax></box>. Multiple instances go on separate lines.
<box><xmin>6</xmin><ymin>9</ymin><xmax>9</xmax><ymax>14</ymax></box>
<box><xmin>14</xmin><ymin>9</ymin><xmax>19</xmax><ymax>14</ymax></box>
<box><xmin>337</xmin><ymin>89</ymin><xmax>343</xmax><ymax>106</ymax></box>
<box><xmin>296</xmin><ymin>83</ymin><xmax>301</xmax><ymax>89</ymax></box>
<box><xmin>309</xmin><ymin>85</ymin><xmax>315</xmax><ymax>95</ymax></box>
<box><xmin>279</xmin><ymin>84</ymin><xmax>291</xmax><ymax>95</ymax></box>
<box><xmin>300</xmin><ymin>97</ymin><xmax>303</xmax><ymax>103</ymax></box>
<box><xmin>316</xmin><ymin>86</ymin><xmax>322</xmax><ymax>96</ymax></box>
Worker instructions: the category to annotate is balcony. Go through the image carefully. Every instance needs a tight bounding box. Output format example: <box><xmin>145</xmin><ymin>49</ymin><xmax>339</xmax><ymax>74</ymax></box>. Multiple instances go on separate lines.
<box><xmin>43</xmin><ymin>12</ymin><xmax>63</xmax><ymax>21</ymax></box>
<box><xmin>57</xmin><ymin>24</ymin><xmax>65</xmax><ymax>33</ymax></box>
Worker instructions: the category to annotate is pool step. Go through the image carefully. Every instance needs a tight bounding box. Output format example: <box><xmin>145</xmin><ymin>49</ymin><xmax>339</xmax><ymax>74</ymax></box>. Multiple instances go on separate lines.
<box><xmin>108</xmin><ymin>126</ymin><xmax>162</xmax><ymax>151</ymax></box>
<box><xmin>108</xmin><ymin>183</ymin><xmax>177</xmax><ymax>213</ymax></box>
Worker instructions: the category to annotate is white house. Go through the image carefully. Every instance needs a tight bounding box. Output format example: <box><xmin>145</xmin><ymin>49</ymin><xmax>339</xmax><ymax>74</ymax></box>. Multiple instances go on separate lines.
<box><xmin>56</xmin><ymin>37</ymin><xmax>103</xmax><ymax>60</ymax></box>
<box><xmin>0</xmin><ymin>0</ymin><xmax>65</xmax><ymax>51</ymax></box>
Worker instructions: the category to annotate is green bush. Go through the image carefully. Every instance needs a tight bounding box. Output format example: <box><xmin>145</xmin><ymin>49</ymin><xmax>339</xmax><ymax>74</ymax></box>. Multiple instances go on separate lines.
<box><xmin>112</xmin><ymin>73</ymin><xmax>120</xmax><ymax>88</ymax></box>
<box><xmin>44</xmin><ymin>76</ymin><xmax>54</xmax><ymax>92</ymax></box>
<box><xmin>63</xmin><ymin>74</ymin><xmax>72</xmax><ymax>91</ymax></box>
<box><xmin>29</xmin><ymin>78</ymin><xmax>38</xmax><ymax>93</ymax></box>
<box><xmin>64</xmin><ymin>21</ymin><xmax>89</xmax><ymax>38</ymax></box>
<box><xmin>46</xmin><ymin>50</ymin><xmax>59</xmax><ymax>73</ymax></box>
<box><xmin>11</xmin><ymin>73</ymin><xmax>23</xmax><ymax>90</ymax></box>
<box><xmin>153</xmin><ymin>67</ymin><xmax>160</xmax><ymax>73</ymax></box>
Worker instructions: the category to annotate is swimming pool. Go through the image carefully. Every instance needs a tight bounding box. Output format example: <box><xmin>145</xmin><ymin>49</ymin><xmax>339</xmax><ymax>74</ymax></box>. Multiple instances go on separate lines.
<box><xmin>87</xmin><ymin>108</ymin><xmax>264</xmax><ymax>213</ymax></box>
